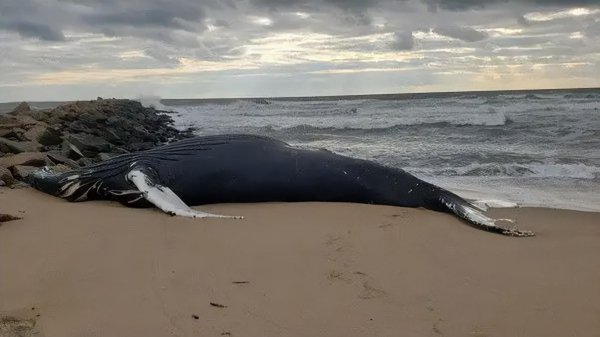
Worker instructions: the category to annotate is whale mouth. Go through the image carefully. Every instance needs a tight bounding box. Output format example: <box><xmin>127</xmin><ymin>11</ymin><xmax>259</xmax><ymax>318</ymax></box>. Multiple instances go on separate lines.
<box><xmin>28</xmin><ymin>166</ymin><xmax>58</xmax><ymax>185</ymax></box>
<box><xmin>28</xmin><ymin>166</ymin><xmax>65</xmax><ymax>195</ymax></box>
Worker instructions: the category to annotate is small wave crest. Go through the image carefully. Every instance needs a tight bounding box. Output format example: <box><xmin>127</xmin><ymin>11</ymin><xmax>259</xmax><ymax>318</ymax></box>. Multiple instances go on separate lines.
<box><xmin>260</xmin><ymin>117</ymin><xmax>510</xmax><ymax>135</ymax></box>
<box><xmin>452</xmin><ymin>108</ymin><xmax>507</xmax><ymax>126</ymax></box>
<box><xmin>435</xmin><ymin>163</ymin><xmax>600</xmax><ymax>179</ymax></box>
<box><xmin>563</xmin><ymin>92</ymin><xmax>600</xmax><ymax>99</ymax></box>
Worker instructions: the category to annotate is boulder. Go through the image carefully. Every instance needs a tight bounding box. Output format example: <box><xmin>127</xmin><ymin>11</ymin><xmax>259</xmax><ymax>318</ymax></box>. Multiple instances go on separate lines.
<box><xmin>0</xmin><ymin>137</ymin><xmax>39</xmax><ymax>154</ymax></box>
<box><xmin>1</xmin><ymin>128</ymin><xmax>27</xmax><ymax>141</ymax></box>
<box><xmin>128</xmin><ymin>142</ymin><xmax>155</xmax><ymax>151</ymax></box>
<box><xmin>0</xmin><ymin>115</ymin><xmax>19</xmax><ymax>124</ymax></box>
<box><xmin>68</xmin><ymin>120</ymin><xmax>93</xmax><ymax>133</ymax></box>
<box><xmin>0</xmin><ymin>124</ymin><xmax>23</xmax><ymax>137</ymax></box>
<box><xmin>30</xmin><ymin>110</ymin><xmax>50</xmax><ymax>122</ymax></box>
<box><xmin>77</xmin><ymin>157</ymin><xmax>94</xmax><ymax>167</ymax></box>
<box><xmin>97</xmin><ymin>153</ymin><xmax>115</xmax><ymax>161</ymax></box>
<box><xmin>0</xmin><ymin>152</ymin><xmax>47</xmax><ymax>168</ymax></box>
<box><xmin>10</xmin><ymin>165</ymin><xmax>38</xmax><ymax>180</ymax></box>
<box><xmin>13</xmin><ymin>114</ymin><xmax>39</xmax><ymax>126</ymax></box>
<box><xmin>24</xmin><ymin>125</ymin><xmax>62</xmax><ymax>146</ymax></box>
<box><xmin>61</xmin><ymin>140</ymin><xmax>84</xmax><ymax>160</ymax></box>
<box><xmin>8</xmin><ymin>102</ymin><xmax>31</xmax><ymax>116</ymax></box>
<box><xmin>67</xmin><ymin>133</ymin><xmax>111</xmax><ymax>157</ymax></box>
<box><xmin>97</xmin><ymin>128</ymin><xmax>122</xmax><ymax>144</ymax></box>
<box><xmin>0</xmin><ymin>166</ymin><xmax>15</xmax><ymax>185</ymax></box>
<box><xmin>46</xmin><ymin>152</ymin><xmax>80</xmax><ymax>169</ymax></box>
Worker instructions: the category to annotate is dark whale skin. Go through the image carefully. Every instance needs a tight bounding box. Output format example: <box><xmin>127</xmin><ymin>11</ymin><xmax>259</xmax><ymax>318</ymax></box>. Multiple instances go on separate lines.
<box><xmin>29</xmin><ymin>134</ymin><xmax>533</xmax><ymax>236</ymax></box>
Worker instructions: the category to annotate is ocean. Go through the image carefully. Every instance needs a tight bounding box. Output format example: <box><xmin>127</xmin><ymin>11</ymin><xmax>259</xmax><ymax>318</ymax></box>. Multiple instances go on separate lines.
<box><xmin>155</xmin><ymin>88</ymin><xmax>600</xmax><ymax>212</ymax></box>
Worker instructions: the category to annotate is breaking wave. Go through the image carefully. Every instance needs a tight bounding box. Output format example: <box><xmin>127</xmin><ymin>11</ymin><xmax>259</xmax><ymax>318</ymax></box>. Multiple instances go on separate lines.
<box><xmin>138</xmin><ymin>95</ymin><xmax>172</xmax><ymax>111</ymax></box>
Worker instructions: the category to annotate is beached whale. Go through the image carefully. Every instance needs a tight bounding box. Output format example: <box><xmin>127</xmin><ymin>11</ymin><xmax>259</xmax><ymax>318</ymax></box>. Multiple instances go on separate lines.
<box><xmin>29</xmin><ymin>134</ymin><xmax>533</xmax><ymax>236</ymax></box>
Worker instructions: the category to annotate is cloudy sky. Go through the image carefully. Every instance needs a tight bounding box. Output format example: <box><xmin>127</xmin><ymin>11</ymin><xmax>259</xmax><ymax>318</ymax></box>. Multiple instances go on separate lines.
<box><xmin>1</xmin><ymin>0</ymin><xmax>599</xmax><ymax>101</ymax></box>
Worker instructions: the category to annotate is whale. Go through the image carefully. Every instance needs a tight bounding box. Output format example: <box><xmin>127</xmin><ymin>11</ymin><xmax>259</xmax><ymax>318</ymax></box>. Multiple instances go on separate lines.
<box><xmin>29</xmin><ymin>134</ymin><xmax>533</xmax><ymax>236</ymax></box>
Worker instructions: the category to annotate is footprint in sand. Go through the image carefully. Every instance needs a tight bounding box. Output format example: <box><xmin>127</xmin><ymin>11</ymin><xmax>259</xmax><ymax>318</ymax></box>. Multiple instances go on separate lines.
<box><xmin>324</xmin><ymin>233</ymin><xmax>387</xmax><ymax>300</ymax></box>
<box><xmin>357</xmin><ymin>280</ymin><xmax>387</xmax><ymax>299</ymax></box>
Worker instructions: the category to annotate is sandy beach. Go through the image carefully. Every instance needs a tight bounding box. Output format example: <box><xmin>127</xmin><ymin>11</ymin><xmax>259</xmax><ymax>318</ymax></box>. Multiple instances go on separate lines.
<box><xmin>1</xmin><ymin>187</ymin><xmax>599</xmax><ymax>337</ymax></box>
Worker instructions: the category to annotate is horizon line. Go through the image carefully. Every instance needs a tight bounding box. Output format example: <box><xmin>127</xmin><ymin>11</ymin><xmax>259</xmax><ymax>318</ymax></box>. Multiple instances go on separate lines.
<box><xmin>1</xmin><ymin>86</ymin><xmax>599</xmax><ymax>105</ymax></box>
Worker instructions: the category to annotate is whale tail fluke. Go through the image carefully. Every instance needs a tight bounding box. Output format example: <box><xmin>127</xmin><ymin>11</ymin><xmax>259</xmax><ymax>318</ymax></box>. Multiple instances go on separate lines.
<box><xmin>438</xmin><ymin>190</ymin><xmax>534</xmax><ymax>237</ymax></box>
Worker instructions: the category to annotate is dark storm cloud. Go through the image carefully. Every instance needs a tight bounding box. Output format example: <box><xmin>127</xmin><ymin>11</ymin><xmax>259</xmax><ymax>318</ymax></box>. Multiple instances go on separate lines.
<box><xmin>82</xmin><ymin>1</ymin><xmax>205</xmax><ymax>29</ymax></box>
<box><xmin>0</xmin><ymin>21</ymin><xmax>65</xmax><ymax>41</ymax></box>
<box><xmin>84</xmin><ymin>9</ymin><xmax>201</xmax><ymax>29</ymax></box>
<box><xmin>434</xmin><ymin>25</ymin><xmax>488</xmax><ymax>42</ymax></box>
<box><xmin>0</xmin><ymin>1</ymin><xmax>66</xmax><ymax>41</ymax></box>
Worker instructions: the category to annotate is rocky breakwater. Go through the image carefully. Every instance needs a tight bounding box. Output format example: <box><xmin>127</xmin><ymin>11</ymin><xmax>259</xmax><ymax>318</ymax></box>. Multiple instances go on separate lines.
<box><xmin>0</xmin><ymin>98</ymin><xmax>191</xmax><ymax>187</ymax></box>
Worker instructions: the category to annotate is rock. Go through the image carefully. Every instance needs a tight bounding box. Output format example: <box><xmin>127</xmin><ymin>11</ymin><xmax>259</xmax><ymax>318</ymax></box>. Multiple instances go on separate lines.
<box><xmin>0</xmin><ymin>152</ymin><xmax>48</xmax><ymax>168</ymax></box>
<box><xmin>68</xmin><ymin>133</ymin><xmax>111</xmax><ymax>157</ymax></box>
<box><xmin>0</xmin><ymin>137</ymin><xmax>39</xmax><ymax>153</ymax></box>
<box><xmin>97</xmin><ymin>153</ymin><xmax>115</xmax><ymax>161</ymax></box>
<box><xmin>128</xmin><ymin>142</ymin><xmax>155</xmax><ymax>151</ymax></box>
<box><xmin>30</xmin><ymin>109</ymin><xmax>50</xmax><ymax>122</ymax></box>
<box><xmin>53</xmin><ymin>164</ymin><xmax>73</xmax><ymax>173</ymax></box>
<box><xmin>77</xmin><ymin>157</ymin><xmax>94</xmax><ymax>167</ymax></box>
<box><xmin>0</xmin><ymin>124</ymin><xmax>23</xmax><ymax>138</ymax></box>
<box><xmin>22</xmin><ymin>125</ymin><xmax>44</xmax><ymax>141</ymax></box>
<box><xmin>8</xmin><ymin>102</ymin><xmax>31</xmax><ymax>116</ymax></box>
<box><xmin>46</xmin><ymin>152</ymin><xmax>80</xmax><ymax>169</ymax></box>
<box><xmin>0</xmin><ymin>115</ymin><xmax>19</xmax><ymax>124</ymax></box>
<box><xmin>1</xmin><ymin>128</ymin><xmax>27</xmax><ymax>141</ymax></box>
<box><xmin>39</xmin><ymin>127</ymin><xmax>63</xmax><ymax>146</ymax></box>
<box><xmin>112</xmin><ymin>147</ymin><xmax>129</xmax><ymax>155</ymax></box>
<box><xmin>10</xmin><ymin>165</ymin><xmax>38</xmax><ymax>180</ymax></box>
<box><xmin>0</xmin><ymin>179</ymin><xmax>5</xmax><ymax>186</ymax></box>
<box><xmin>0</xmin><ymin>166</ymin><xmax>15</xmax><ymax>185</ymax></box>
<box><xmin>3</xmin><ymin>99</ymin><xmax>190</xmax><ymax>162</ymax></box>
<box><xmin>61</xmin><ymin>140</ymin><xmax>84</xmax><ymax>160</ymax></box>
<box><xmin>68</xmin><ymin>120</ymin><xmax>93</xmax><ymax>133</ymax></box>
<box><xmin>97</xmin><ymin>128</ymin><xmax>122</xmax><ymax>144</ymax></box>
<box><xmin>13</xmin><ymin>114</ymin><xmax>39</xmax><ymax>126</ymax></box>
<box><xmin>24</xmin><ymin>125</ymin><xmax>62</xmax><ymax>146</ymax></box>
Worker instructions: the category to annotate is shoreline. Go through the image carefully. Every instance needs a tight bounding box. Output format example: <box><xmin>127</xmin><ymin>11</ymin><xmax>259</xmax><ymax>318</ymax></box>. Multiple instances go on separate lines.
<box><xmin>2</xmin><ymin>187</ymin><xmax>599</xmax><ymax>336</ymax></box>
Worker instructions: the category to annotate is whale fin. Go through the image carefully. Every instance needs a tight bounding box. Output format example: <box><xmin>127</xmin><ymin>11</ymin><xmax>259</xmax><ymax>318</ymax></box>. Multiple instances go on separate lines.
<box><xmin>126</xmin><ymin>168</ymin><xmax>243</xmax><ymax>219</ymax></box>
<box><xmin>439</xmin><ymin>191</ymin><xmax>534</xmax><ymax>237</ymax></box>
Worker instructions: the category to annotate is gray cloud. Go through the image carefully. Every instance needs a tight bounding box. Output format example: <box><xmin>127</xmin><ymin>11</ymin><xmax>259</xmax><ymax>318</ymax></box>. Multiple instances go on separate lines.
<box><xmin>251</xmin><ymin>0</ymin><xmax>382</xmax><ymax>11</ymax></box>
<box><xmin>85</xmin><ymin>9</ymin><xmax>201</xmax><ymax>30</ymax></box>
<box><xmin>425</xmin><ymin>0</ymin><xmax>600</xmax><ymax>11</ymax></box>
<box><xmin>586</xmin><ymin>20</ymin><xmax>600</xmax><ymax>36</ymax></box>
<box><xmin>434</xmin><ymin>25</ymin><xmax>488</xmax><ymax>42</ymax></box>
<box><xmin>0</xmin><ymin>0</ymin><xmax>599</xmax><ymax>101</ymax></box>
<box><xmin>0</xmin><ymin>21</ymin><xmax>65</xmax><ymax>41</ymax></box>
<box><xmin>0</xmin><ymin>1</ymin><xmax>66</xmax><ymax>41</ymax></box>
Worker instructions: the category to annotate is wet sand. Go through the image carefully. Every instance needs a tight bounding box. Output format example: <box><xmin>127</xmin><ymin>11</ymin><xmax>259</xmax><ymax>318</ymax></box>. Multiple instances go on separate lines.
<box><xmin>1</xmin><ymin>187</ymin><xmax>599</xmax><ymax>337</ymax></box>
